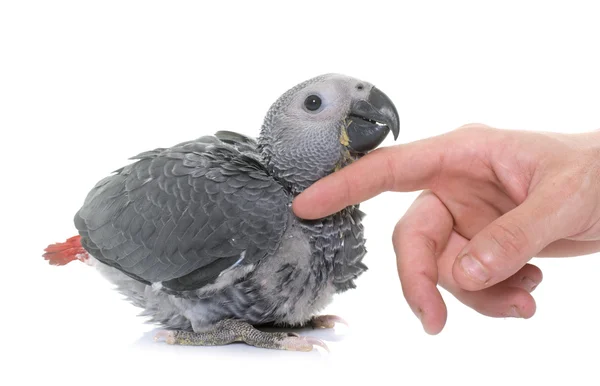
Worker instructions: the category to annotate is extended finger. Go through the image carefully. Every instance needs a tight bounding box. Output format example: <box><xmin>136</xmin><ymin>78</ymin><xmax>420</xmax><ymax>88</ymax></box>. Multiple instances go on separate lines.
<box><xmin>293</xmin><ymin>134</ymin><xmax>451</xmax><ymax>219</ymax></box>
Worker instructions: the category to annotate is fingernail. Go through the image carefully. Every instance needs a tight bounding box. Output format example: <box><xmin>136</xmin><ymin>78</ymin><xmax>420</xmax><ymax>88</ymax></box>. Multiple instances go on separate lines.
<box><xmin>459</xmin><ymin>254</ymin><xmax>490</xmax><ymax>283</ymax></box>
<box><xmin>508</xmin><ymin>305</ymin><xmax>522</xmax><ymax>318</ymax></box>
<box><xmin>521</xmin><ymin>277</ymin><xmax>538</xmax><ymax>292</ymax></box>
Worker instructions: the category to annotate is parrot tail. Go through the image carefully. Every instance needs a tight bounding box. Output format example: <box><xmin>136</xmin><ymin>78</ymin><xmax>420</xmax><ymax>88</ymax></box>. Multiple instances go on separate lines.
<box><xmin>43</xmin><ymin>235</ymin><xmax>90</xmax><ymax>266</ymax></box>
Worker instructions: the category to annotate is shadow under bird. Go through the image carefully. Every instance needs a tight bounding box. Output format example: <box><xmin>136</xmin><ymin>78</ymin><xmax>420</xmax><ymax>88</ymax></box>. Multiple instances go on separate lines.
<box><xmin>43</xmin><ymin>74</ymin><xmax>400</xmax><ymax>351</ymax></box>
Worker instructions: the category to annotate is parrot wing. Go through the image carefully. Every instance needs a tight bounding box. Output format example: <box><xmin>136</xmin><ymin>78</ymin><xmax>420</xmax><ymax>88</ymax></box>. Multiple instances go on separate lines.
<box><xmin>74</xmin><ymin>134</ymin><xmax>290</xmax><ymax>292</ymax></box>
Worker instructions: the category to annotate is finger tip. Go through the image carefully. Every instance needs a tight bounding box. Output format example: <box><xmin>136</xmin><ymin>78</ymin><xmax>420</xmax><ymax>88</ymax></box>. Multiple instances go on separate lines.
<box><xmin>522</xmin><ymin>263</ymin><xmax>544</xmax><ymax>284</ymax></box>
<box><xmin>503</xmin><ymin>289</ymin><xmax>537</xmax><ymax>319</ymax></box>
<box><xmin>423</xmin><ymin>319</ymin><xmax>446</xmax><ymax>335</ymax></box>
<box><xmin>291</xmin><ymin>198</ymin><xmax>310</xmax><ymax>219</ymax></box>
<box><xmin>292</xmin><ymin>188</ymin><xmax>333</xmax><ymax>220</ymax></box>
<box><xmin>416</xmin><ymin>303</ymin><xmax>448</xmax><ymax>335</ymax></box>
<box><xmin>451</xmin><ymin>263</ymin><xmax>490</xmax><ymax>292</ymax></box>
<box><xmin>534</xmin><ymin>267</ymin><xmax>544</xmax><ymax>284</ymax></box>
<box><xmin>292</xmin><ymin>198</ymin><xmax>324</xmax><ymax>220</ymax></box>
<box><xmin>517</xmin><ymin>294</ymin><xmax>537</xmax><ymax>319</ymax></box>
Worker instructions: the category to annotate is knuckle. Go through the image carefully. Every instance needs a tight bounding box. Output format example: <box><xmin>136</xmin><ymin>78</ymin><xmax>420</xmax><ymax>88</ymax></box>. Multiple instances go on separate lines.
<box><xmin>421</xmin><ymin>235</ymin><xmax>439</xmax><ymax>256</ymax></box>
<box><xmin>456</xmin><ymin>123</ymin><xmax>492</xmax><ymax>133</ymax></box>
<box><xmin>561</xmin><ymin>173</ymin><xmax>585</xmax><ymax>196</ymax></box>
<box><xmin>381</xmin><ymin>148</ymin><xmax>398</xmax><ymax>191</ymax></box>
<box><xmin>392</xmin><ymin>219</ymin><xmax>407</xmax><ymax>244</ymax></box>
<box><xmin>339</xmin><ymin>171</ymin><xmax>353</xmax><ymax>204</ymax></box>
<box><xmin>487</xmin><ymin>220</ymin><xmax>530</xmax><ymax>259</ymax></box>
<box><xmin>392</xmin><ymin>212</ymin><xmax>438</xmax><ymax>249</ymax></box>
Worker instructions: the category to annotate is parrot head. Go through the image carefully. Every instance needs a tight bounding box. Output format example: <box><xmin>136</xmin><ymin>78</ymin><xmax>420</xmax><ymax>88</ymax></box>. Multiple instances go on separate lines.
<box><xmin>258</xmin><ymin>73</ymin><xmax>400</xmax><ymax>194</ymax></box>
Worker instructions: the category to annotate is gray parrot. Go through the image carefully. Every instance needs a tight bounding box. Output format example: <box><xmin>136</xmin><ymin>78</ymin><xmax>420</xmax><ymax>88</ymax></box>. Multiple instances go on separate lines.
<box><xmin>43</xmin><ymin>73</ymin><xmax>400</xmax><ymax>351</ymax></box>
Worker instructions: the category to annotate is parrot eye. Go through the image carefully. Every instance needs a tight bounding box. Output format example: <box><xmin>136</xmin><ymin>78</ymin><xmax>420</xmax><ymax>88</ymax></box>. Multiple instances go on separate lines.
<box><xmin>304</xmin><ymin>95</ymin><xmax>322</xmax><ymax>111</ymax></box>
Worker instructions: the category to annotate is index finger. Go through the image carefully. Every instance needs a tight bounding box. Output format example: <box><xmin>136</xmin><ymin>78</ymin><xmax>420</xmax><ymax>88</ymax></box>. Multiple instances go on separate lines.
<box><xmin>292</xmin><ymin>135</ymin><xmax>447</xmax><ymax>219</ymax></box>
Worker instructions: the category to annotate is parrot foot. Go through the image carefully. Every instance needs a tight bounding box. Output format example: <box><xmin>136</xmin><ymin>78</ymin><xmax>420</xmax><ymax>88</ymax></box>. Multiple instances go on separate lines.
<box><xmin>309</xmin><ymin>314</ymin><xmax>348</xmax><ymax>329</ymax></box>
<box><xmin>154</xmin><ymin>319</ymin><xmax>328</xmax><ymax>352</ymax></box>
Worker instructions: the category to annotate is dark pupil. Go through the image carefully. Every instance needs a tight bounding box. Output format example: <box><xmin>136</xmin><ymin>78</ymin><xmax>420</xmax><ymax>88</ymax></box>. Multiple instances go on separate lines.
<box><xmin>304</xmin><ymin>95</ymin><xmax>322</xmax><ymax>111</ymax></box>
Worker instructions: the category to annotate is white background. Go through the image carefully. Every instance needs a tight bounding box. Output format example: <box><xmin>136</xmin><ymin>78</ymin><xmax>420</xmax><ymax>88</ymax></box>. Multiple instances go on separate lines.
<box><xmin>2</xmin><ymin>1</ymin><xmax>600</xmax><ymax>385</ymax></box>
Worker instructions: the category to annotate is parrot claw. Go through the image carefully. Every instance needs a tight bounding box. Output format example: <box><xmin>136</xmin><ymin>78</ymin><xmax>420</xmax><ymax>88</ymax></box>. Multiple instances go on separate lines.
<box><xmin>309</xmin><ymin>314</ymin><xmax>349</xmax><ymax>329</ymax></box>
<box><xmin>305</xmin><ymin>337</ymin><xmax>330</xmax><ymax>352</ymax></box>
<box><xmin>154</xmin><ymin>330</ymin><xmax>176</xmax><ymax>344</ymax></box>
<box><xmin>279</xmin><ymin>335</ymin><xmax>329</xmax><ymax>352</ymax></box>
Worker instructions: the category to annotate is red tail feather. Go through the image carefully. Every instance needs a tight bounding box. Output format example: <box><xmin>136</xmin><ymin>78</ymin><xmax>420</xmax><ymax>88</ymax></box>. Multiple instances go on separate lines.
<box><xmin>43</xmin><ymin>235</ymin><xmax>89</xmax><ymax>266</ymax></box>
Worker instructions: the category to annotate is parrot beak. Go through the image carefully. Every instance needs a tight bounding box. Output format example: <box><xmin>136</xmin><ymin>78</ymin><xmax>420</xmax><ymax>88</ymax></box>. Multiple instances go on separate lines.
<box><xmin>346</xmin><ymin>87</ymin><xmax>400</xmax><ymax>153</ymax></box>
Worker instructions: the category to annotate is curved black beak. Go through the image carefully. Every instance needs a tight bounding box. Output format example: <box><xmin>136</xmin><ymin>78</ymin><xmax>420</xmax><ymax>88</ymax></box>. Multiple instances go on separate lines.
<box><xmin>346</xmin><ymin>87</ymin><xmax>400</xmax><ymax>153</ymax></box>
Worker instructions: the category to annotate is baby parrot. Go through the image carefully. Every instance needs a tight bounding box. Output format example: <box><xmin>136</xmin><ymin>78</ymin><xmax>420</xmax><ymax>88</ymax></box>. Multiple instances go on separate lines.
<box><xmin>44</xmin><ymin>74</ymin><xmax>400</xmax><ymax>351</ymax></box>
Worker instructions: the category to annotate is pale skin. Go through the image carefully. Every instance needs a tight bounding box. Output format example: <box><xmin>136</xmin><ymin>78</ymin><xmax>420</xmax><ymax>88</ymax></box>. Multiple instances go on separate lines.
<box><xmin>292</xmin><ymin>124</ymin><xmax>600</xmax><ymax>334</ymax></box>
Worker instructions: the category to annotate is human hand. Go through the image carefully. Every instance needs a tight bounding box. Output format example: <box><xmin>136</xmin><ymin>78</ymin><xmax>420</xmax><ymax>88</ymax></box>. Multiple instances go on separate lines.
<box><xmin>293</xmin><ymin>124</ymin><xmax>600</xmax><ymax>334</ymax></box>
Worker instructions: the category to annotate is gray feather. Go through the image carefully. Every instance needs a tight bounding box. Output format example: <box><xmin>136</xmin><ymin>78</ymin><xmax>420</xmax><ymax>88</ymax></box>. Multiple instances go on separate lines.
<box><xmin>76</xmin><ymin>136</ymin><xmax>290</xmax><ymax>291</ymax></box>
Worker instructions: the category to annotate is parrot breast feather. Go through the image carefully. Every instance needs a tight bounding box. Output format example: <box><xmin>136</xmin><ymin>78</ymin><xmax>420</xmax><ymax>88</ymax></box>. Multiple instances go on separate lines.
<box><xmin>74</xmin><ymin>134</ymin><xmax>290</xmax><ymax>292</ymax></box>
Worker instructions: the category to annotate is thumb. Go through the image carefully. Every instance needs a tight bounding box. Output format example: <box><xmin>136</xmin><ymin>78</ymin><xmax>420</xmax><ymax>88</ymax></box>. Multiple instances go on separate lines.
<box><xmin>452</xmin><ymin>188</ymin><xmax>571</xmax><ymax>291</ymax></box>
